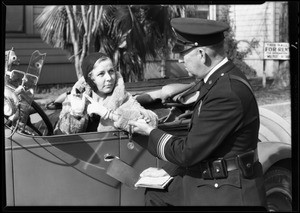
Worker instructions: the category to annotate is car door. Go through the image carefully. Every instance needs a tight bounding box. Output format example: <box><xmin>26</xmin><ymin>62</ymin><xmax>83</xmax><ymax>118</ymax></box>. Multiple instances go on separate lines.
<box><xmin>119</xmin><ymin>132</ymin><xmax>157</xmax><ymax>206</ymax></box>
<box><xmin>6</xmin><ymin>130</ymin><xmax>122</xmax><ymax>206</ymax></box>
<box><xmin>5</xmin><ymin>128</ymin><xmax>14</xmax><ymax>206</ymax></box>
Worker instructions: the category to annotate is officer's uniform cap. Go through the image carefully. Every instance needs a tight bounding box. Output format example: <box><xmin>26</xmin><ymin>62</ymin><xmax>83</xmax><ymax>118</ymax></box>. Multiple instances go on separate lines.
<box><xmin>171</xmin><ymin>18</ymin><xmax>230</xmax><ymax>53</ymax></box>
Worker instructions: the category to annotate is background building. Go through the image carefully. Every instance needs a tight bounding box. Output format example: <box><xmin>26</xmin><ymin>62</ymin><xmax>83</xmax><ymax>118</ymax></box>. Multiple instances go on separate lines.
<box><xmin>5</xmin><ymin>2</ymin><xmax>290</xmax><ymax>86</ymax></box>
<box><xmin>229</xmin><ymin>2</ymin><xmax>289</xmax><ymax>80</ymax></box>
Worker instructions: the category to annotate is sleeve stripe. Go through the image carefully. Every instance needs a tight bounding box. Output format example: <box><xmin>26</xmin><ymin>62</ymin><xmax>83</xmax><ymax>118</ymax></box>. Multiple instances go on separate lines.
<box><xmin>157</xmin><ymin>133</ymin><xmax>172</xmax><ymax>161</ymax></box>
<box><xmin>157</xmin><ymin>134</ymin><xmax>169</xmax><ymax>158</ymax></box>
<box><xmin>160</xmin><ymin>134</ymin><xmax>172</xmax><ymax>161</ymax></box>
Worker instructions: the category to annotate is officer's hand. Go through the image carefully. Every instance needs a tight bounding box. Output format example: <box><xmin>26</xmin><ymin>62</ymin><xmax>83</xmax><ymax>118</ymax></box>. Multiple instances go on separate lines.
<box><xmin>128</xmin><ymin>119</ymin><xmax>155</xmax><ymax>136</ymax></box>
<box><xmin>140</xmin><ymin>167</ymin><xmax>169</xmax><ymax>178</ymax></box>
<box><xmin>139</xmin><ymin>111</ymin><xmax>151</xmax><ymax>123</ymax></box>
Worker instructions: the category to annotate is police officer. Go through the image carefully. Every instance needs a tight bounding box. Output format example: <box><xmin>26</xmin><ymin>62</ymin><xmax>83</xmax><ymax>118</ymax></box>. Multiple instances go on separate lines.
<box><xmin>129</xmin><ymin>18</ymin><xmax>267</xmax><ymax>207</ymax></box>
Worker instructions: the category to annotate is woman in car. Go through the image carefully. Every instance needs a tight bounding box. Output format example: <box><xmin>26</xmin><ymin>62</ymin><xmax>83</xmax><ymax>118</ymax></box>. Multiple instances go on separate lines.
<box><xmin>54</xmin><ymin>52</ymin><xmax>158</xmax><ymax>135</ymax></box>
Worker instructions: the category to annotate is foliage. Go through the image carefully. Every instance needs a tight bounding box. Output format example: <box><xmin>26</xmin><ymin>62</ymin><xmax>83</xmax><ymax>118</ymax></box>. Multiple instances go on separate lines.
<box><xmin>34</xmin><ymin>5</ymin><xmax>192</xmax><ymax>82</ymax></box>
<box><xmin>233</xmin><ymin>60</ymin><xmax>257</xmax><ymax>78</ymax></box>
<box><xmin>35</xmin><ymin>5</ymin><xmax>107</xmax><ymax>79</ymax></box>
<box><xmin>218</xmin><ymin>5</ymin><xmax>259</xmax><ymax>78</ymax></box>
<box><xmin>35</xmin><ymin>5</ymin><xmax>264</xmax><ymax>81</ymax></box>
<box><xmin>34</xmin><ymin>5</ymin><xmax>180</xmax><ymax>82</ymax></box>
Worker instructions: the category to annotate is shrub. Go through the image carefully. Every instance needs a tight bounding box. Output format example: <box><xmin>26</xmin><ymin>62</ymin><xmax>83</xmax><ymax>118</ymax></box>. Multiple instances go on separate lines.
<box><xmin>218</xmin><ymin>5</ymin><xmax>259</xmax><ymax>78</ymax></box>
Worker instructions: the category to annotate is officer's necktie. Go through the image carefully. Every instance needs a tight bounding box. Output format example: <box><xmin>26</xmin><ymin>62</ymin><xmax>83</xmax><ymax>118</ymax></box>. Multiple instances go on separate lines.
<box><xmin>192</xmin><ymin>78</ymin><xmax>204</xmax><ymax>110</ymax></box>
<box><xmin>198</xmin><ymin>78</ymin><xmax>205</xmax><ymax>92</ymax></box>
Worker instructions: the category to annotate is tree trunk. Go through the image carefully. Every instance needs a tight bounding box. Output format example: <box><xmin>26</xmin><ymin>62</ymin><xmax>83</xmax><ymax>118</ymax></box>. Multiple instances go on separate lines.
<box><xmin>271</xmin><ymin>60</ymin><xmax>290</xmax><ymax>89</ymax></box>
<box><xmin>65</xmin><ymin>5</ymin><xmax>82</xmax><ymax>80</ymax></box>
<box><xmin>160</xmin><ymin>6</ymin><xmax>168</xmax><ymax>78</ymax></box>
<box><xmin>271</xmin><ymin>2</ymin><xmax>289</xmax><ymax>89</ymax></box>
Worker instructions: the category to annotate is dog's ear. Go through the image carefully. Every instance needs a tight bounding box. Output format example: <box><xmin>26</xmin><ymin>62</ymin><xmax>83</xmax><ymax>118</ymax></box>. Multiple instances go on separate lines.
<box><xmin>75</xmin><ymin>87</ymin><xmax>86</xmax><ymax>95</ymax></box>
<box><xmin>75</xmin><ymin>88</ymin><xmax>81</xmax><ymax>94</ymax></box>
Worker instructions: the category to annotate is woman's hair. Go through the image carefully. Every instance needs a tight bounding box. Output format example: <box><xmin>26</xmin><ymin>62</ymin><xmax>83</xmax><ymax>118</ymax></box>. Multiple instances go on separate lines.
<box><xmin>81</xmin><ymin>52</ymin><xmax>110</xmax><ymax>92</ymax></box>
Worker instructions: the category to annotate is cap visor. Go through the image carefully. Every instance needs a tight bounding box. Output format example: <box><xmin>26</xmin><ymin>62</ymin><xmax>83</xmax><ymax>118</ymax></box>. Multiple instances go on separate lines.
<box><xmin>172</xmin><ymin>43</ymin><xmax>185</xmax><ymax>53</ymax></box>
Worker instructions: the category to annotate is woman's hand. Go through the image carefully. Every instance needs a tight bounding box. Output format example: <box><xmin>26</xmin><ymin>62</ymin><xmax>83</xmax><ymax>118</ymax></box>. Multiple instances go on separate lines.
<box><xmin>87</xmin><ymin>102</ymin><xmax>109</xmax><ymax>119</ymax></box>
<box><xmin>84</xmin><ymin>94</ymin><xmax>113</xmax><ymax>119</ymax></box>
<box><xmin>128</xmin><ymin>119</ymin><xmax>155</xmax><ymax>136</ymax></box>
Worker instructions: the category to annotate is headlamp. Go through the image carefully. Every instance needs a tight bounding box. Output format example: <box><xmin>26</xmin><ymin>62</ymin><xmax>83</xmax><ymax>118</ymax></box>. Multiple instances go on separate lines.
<box><xmin>4</xmin><ymin>97</ymin><xmax>17</xmax><ymax>116</ymax></box>
<box><xmin>4</xmin><ymin>86</ymin><xmax>19</xmax><ymax>116</ymax></box>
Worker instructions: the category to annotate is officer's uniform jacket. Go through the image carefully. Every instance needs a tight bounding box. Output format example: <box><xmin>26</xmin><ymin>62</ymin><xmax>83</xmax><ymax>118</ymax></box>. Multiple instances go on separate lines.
<box><xmin>143</xmin><ymin>60</ymin><xmax>267</xmax><ymax>206</ymax></box>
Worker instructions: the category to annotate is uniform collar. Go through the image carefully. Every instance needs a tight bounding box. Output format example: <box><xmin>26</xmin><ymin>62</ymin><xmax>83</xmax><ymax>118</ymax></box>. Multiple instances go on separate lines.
<box><xmin>196</xmin><ymin>59</ymin><xmax>235</xmax><ymax>102</ymax></box>
<box><xmin>203</xmin><ymin>57</ymin><xmax>228</xmax><ymax>83</ymax></box>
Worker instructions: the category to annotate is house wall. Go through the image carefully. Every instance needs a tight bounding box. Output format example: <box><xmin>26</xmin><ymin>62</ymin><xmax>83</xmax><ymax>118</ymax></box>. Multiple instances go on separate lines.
<box><xmin>145</xmin><ymin>3</ymin><xmax>287</xmax><ymax>80</ymax></box>
<box><xmin>32</xmin><ymin>6</ymin><xmax>46</xmax><ymax>35</ymax></box>
<box><xmin>229</xmin><ymin>2</ymin><xmax>289</xmax><ymax>77</ymax></box>
<box><xmin>5</xmin><ymin>5</ymin><xmax>77</xmax><ymax>85</ymax></box>
<box><xmin>5</xmin><ymin>37</ymin><xmax>77</xmax><ymax>85</ymax></box>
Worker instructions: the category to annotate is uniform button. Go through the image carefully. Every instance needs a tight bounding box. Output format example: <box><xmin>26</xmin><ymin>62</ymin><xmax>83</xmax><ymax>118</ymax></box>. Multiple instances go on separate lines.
<box><xmin>214</xmin><ymin>183</ymin><xmax>219</xmax><ymax>188</ymax></box>
<box><xmin>216</xmin><ymin>167</ymin><xmax>220</xmax><ymax>173</ymax></box>
<box><xmin>246</xmin><ymin>163</ymin><xmax>252</xmax><ymax>168</ymax></box>
<box><xmin>221</xmin><ymin>73</ymin><xmax>224</xmax><ymax>76</ymax></box>
<box><xmin>208</xmin><ymin>80</ymin><xmax>212</xmax><ymax>84</ymax></box>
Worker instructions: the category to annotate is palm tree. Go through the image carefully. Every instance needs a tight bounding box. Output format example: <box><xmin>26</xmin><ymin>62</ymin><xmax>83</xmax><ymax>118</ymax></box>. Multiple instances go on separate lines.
<box><xmin>35</xmin><ymin>5</ymin><xmax>185</xmax><ymax>82</ymax></box>
<box><xmin>35</xmin><ymin>5</ymin><xmax>128</xmax><ymax>80</ymax></box>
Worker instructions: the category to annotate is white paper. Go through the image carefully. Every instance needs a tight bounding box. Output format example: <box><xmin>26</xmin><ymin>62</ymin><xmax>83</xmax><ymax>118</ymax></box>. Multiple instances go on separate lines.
<box><xmin>134</xmin><ymin>175</ymin><xmax>173</xmax><ymax>189</ymax></box>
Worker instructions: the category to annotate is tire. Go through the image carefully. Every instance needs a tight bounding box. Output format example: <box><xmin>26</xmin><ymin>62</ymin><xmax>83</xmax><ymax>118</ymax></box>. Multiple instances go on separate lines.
<box><xmin>264</xmin><ymin>166</ymin><xmax>292</xmax><ymax>212</ymax></box>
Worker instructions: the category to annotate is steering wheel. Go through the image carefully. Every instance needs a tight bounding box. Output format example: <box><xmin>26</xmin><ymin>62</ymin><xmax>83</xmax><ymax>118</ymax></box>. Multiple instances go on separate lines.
<box><xmin>25</xmin><ymin>99</ymin><xmax>54</xmax><ymax>136</ymax></box>
<box><xmin>5</xmin><ymin>88</ymin><xmax>54</xmax><ymax>136</ymax></box>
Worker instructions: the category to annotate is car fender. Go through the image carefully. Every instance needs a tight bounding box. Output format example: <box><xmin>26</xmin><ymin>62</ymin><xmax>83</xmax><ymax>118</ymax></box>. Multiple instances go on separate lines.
<box><xmin>257</xmin><ymin>141</ymin><xmax>291</xmax><ymax>174</ymax></box>
<box><xmin>258</xmin><ymin>107</ymin><xmax>291</xmax><ymax>145</ymax></box>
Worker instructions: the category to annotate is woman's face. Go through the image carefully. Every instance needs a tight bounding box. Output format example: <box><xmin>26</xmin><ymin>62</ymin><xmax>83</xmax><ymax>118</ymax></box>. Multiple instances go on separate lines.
<box><xmin>89</xmin><ymin>58</ymin><xmax>116</xmax><ymax>96</ymax></box>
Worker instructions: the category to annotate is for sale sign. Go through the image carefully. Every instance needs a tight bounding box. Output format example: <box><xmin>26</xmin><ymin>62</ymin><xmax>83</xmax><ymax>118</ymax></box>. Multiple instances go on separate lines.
<box><xmin>264</xmin><ymin>43</ymin><xmax>290</xmax><ymax>60</ymax></box>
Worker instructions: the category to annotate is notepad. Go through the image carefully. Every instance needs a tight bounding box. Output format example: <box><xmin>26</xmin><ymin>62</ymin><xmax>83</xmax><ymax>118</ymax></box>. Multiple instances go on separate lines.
<box><xmin>106</xmin><ymin>158</ymin><xmax>173</xmax><ymax>189</ymax></box>
<box><xmin>134</xmin><ymin>175</ymin><xmax>173</xmax><ymax>189</ymax></box>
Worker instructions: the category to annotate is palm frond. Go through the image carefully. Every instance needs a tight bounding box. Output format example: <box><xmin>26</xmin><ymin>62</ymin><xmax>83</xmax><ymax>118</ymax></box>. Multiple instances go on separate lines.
<box><xmin>34</xmin><ymin>5</ymin><xmax>189</xmax><ymax>82</ymax></box>
<box><xmin>35</xmin><ymin>6</ymin><xmax>71</xmax><ymax>49</ymax></box>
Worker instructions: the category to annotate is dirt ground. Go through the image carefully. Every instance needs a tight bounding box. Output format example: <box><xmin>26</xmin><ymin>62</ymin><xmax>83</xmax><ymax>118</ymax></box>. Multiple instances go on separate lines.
<box><xmin>35</xmin><ymin>85</ymin><xmax>291</xmax><ymax>106</ymax></box>
<box><xmin>254</xmin><ymin>87</ymin><xmax>291</xmax><ymax>106</ymax></box>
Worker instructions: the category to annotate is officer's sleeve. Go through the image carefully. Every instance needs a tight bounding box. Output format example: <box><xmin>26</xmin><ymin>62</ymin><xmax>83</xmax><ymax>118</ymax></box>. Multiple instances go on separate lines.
<box><xmin>146</xmin><ymin>91</ymin><xmax>244</xmax><ymax>167</ymax></box>
<box><xmin>131</xmin><ymin>133</ymin><xmax>184</xmax><ymax>176</ymax></box>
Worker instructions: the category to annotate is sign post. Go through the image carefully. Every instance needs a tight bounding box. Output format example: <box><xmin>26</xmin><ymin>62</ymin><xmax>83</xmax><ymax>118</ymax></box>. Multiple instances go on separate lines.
<box><xmin>263</xmin><ymin>42</ymin><xmax>290</xmax><ymax>88</ymax></box>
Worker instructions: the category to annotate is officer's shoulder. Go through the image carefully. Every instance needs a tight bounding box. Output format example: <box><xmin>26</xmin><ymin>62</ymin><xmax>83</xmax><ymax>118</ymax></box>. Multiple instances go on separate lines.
<box><xmin>216</xmin><ymin>72</ymin><xmax>231</xmax><ymax>86</ymax></box>
<box><xmin>214</xmin><ymin>72</ymin><xmax>247</xmax><ymax>96</ymax></box>
<box><xmin>209</xmin><ymin>73</ymin><xmax>232</xmax><ymax>97</ymax></box>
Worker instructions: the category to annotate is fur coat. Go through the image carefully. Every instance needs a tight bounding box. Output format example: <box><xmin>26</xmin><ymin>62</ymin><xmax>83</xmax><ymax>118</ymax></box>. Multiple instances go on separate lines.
<box><xmin>54</xmin><ymin>72</ymin><xmax>158</xmax><ymax>134</ymax></box>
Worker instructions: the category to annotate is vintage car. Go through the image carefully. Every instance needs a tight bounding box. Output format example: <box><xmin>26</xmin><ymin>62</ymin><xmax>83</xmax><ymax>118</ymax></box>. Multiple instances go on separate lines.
<box><xmin>4</xmin><ymin>50</ymin><xmax>292</xmax><ymax>211</ymax></box>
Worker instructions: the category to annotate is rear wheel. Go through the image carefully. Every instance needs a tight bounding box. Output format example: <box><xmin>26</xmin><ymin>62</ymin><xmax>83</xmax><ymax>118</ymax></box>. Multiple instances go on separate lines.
<box><xmin>264</xmin><ymin>166</ymin><xmax>292</xmax><ymax>212</ymax></box>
